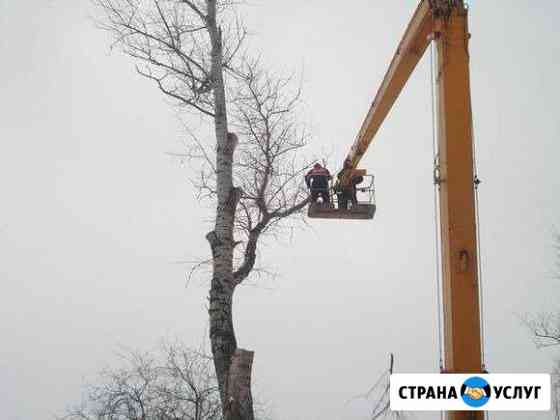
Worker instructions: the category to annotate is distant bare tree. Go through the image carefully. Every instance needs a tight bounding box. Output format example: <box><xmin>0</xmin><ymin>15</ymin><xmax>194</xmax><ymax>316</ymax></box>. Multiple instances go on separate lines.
<box><xmin>61</xmin><ymin>341</ymin><xmax>272</xmax><ymax>420</ymax></box>
<box><xmin>61</xmin><ymin>342</ymin><xmax>221</xmax><ymax>420</ymax></box>
<box><xmin>525</xmin><ymin>312</ymin><xmax>560</xmax><ymax>420</ymax></box>
<box><xmin>524</xmin><ymin>232</ymin><xmax>560</xmax><ymax>348</ymax></box>
<box><xmin>368</xmin><ymin>354</ymin><xmax>405</xmax><ymax>420</ymax></box>
<box><xmin>347</xmin><ymin>354</ymin><xmax>405</xmax><ymax>420</ymax></box>
<box><xmin>524</xmin><ymin>231</ymin><xmax>560</xmax><ymax>419</ymax></box>
<box><xmin>94</xmin><ymin>1</ymin><xmax>312</xmax><ymax>419</ymax></box>
<box><xmin>525</xmin><ymin>312</ymin><xmax>560</xmax><ymax>349</ymax></box>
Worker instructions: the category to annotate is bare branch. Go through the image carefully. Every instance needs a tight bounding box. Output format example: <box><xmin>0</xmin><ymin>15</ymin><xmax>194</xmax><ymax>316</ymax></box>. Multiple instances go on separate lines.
<box><xmin>180</xmin><ymin>0</ymin><xmax>208</xmax><ymax>21</ymax></box>
<box><xmin>94</xmin><ymin>2</ymin><xmax>314</xmax><ymax>418</ymax></box>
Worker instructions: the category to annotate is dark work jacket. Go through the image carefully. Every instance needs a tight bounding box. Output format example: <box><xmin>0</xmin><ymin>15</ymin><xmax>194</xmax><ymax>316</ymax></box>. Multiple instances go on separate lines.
<box><xmin>305</xmin><ymin>167</ymin><xmax>331</xmax><ymax>189</ymax></box>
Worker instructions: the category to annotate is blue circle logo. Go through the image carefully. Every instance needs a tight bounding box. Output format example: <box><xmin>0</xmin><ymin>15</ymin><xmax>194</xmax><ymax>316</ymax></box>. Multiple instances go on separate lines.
<box><xmin>460</xmin><ymin>376</ymin><xmax>491</xmax><ymax>408</ymax></box>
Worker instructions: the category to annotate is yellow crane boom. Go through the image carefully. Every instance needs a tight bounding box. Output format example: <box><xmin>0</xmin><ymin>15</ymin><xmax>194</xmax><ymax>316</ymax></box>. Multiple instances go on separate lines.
<box><xmin>342</xmin><ymin>2</ymin><xmax>484</xmax><ymax>419</ymax></box>
<box><xmin>343</xmin><ymin>0</ymin><xmax>432</xmax><ymax>174</ymax></box>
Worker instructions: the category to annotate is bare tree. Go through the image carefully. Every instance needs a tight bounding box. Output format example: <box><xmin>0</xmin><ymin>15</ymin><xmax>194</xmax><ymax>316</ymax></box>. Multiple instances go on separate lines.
<box><xmin>93</xmin><ymin>1</ymin><xmax>311</xmax><ymax>419</ymax></box>
<box><xmin>61</xmin><ymin>342</ymin><xmax>221</xmax><ymax>420</ymax></box>
<box><xmin>523</xmin><ymin>231</ymin><xmax>560</xmax><ymax>419</ymax></box>
<box><xmin>60</xmin><ymin>341</ymin><xmax>271</xmax><ymax>420</ymax></box>
<box><xmin>525</xmin><ymin>312</ymin><xmax>560</xmax><ymax>420</ymax></box>
<box><xmin>350</xmin><ymin>354</ymin><xmax>405</xmax><ymax>420</ymax></box>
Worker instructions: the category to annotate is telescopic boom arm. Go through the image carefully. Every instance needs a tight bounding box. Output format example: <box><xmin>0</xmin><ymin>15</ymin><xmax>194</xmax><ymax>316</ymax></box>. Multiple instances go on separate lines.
<box><xmin>342</xmin><ymin>0</ymin><xmax>432</xmax><ymax>180</ymax></box>
<box><xmin>342</xmin><ymin>2</ymin><xmax>484</xmax><ymax>419</ymax></box>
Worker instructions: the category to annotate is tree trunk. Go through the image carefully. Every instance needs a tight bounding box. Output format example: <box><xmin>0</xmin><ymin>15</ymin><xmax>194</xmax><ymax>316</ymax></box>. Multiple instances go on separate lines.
<box><xmin>205</xmin><ymin>1</ymin><xmax>254</xmax><ymax>418</ymax></box>
<box><xmin>207</xmin><ymin>268</ymin><xmax>237</xmax><ymax>406</ymax></box>
<box><xmin>225</xmin><ymin>349</ymin><xmax>255</xmax><ymax>420</ymax></box>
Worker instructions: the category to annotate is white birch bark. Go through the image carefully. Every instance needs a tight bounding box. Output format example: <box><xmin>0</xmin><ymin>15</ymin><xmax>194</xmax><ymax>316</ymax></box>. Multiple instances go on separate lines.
<box><xmin>205</xmin><ymin>1</ymin><xmax>253</xmax><ymax>417</ymax></box>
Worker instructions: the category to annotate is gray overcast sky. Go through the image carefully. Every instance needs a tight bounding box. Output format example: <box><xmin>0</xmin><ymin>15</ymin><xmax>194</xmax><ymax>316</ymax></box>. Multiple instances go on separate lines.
<box><xmin>1</xmin><ymin>1</ymin><xmax>559</xmax><ymax>419</ymax></box>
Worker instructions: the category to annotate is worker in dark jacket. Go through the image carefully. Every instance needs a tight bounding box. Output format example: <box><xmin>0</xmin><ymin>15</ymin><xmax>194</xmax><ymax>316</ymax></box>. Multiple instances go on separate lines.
<box><xmin>336</xmin><ymin>158</ymin><xmax>364</xmax><ymax>210</ymax></box>
<box><xmin>305</xmin><ymin>163</ymin><xmax>332</xmax><ymax>205</ymax></box>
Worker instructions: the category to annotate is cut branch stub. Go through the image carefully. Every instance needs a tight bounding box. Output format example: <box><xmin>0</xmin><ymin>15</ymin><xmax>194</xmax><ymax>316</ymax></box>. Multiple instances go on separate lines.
<box><xmin>225</xmin><ymin>132</ymin><xmax>239</xmax><ymax>156</ymax></box>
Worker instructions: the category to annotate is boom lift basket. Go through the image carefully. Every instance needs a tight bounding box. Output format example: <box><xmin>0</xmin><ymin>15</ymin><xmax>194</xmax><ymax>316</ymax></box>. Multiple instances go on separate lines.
<box><xmin>307</xmin><ymin>175</ymin><xmax>376</xmax><ymax>220</ymax></box>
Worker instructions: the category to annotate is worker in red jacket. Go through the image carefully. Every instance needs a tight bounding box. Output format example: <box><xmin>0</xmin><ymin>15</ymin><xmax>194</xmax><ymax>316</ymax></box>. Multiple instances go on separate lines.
<box><xmin>305</xmin><ymin>163</ymin><xmax>332</xmax><ymax>205</ymax></box>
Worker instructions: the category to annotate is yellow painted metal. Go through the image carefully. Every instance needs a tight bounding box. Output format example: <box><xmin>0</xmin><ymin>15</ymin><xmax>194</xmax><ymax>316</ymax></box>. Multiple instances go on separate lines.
<box><xmin>435</xmin><ymin>5</ymin><xmax>484</xmax><ymax>420</ymax></box>
<box><xmin>350</xmin><ymin>169</ymin><xmax>367</xmax><ymax>177</ymax></box>
<box><xmin>340</xmin><ymin>0</ymin><xmax>432</xmax><ymax>185</ymax></box>
<box><xmin>340</xmin><ymin>1</ymin><xmax>485</xmax><ymax>418</ymax></box>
